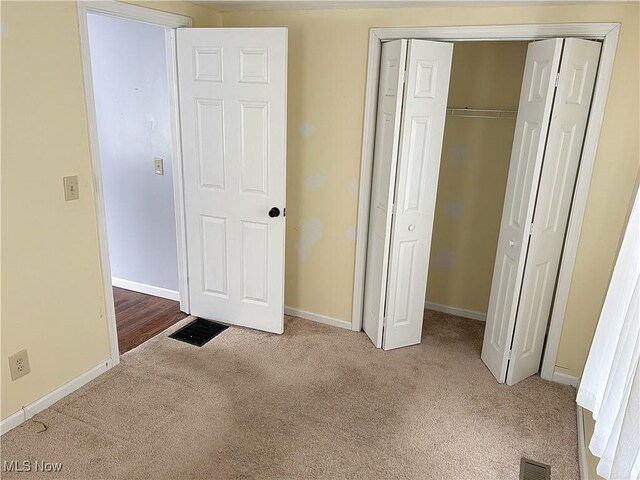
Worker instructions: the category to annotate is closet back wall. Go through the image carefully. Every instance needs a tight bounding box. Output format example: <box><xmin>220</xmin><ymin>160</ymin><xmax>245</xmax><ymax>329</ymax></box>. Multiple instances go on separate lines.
<box><xmin>88</xmin><ymin>13</ymin><xmax>179</xmax><ymax>291</ymax></box>
<box><xmin>425</xmin><ymin>41</ymin><xmax>528</xmax><ymax>316</ymax></box>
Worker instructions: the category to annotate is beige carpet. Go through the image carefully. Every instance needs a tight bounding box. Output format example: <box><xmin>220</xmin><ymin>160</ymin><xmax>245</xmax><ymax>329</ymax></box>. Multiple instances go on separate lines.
<box><xmin>0</xmin><ymin>311</ymin><xmax>579</xmax><ymax>479</ymax></box>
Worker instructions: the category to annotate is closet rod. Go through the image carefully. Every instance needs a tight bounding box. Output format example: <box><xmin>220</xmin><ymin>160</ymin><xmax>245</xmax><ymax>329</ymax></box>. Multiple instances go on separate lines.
<box><xmin>446</xmin><ymin>107</ymin><xmax>517</xmax><ymax>119</ymax></box>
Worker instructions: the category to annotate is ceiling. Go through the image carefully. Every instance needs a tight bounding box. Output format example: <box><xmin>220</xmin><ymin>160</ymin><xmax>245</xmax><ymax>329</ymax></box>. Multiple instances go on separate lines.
<box><xmin>194</xmin><ymin>0</ymin><xmax>634</xmax><ymax>11</ymax></box>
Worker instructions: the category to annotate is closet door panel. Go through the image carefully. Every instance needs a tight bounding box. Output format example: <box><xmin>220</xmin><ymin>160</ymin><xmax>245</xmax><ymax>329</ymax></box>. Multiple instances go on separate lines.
<box><xmin>383</xmin><ymin>39</ymin><xmax>453</xmax><ymax>350</ymax></box>
<box><xmin>507</xmin><ymin>38</ymin><xmax>601</xmax><ymax>385</ymax></box>
<box><xmin>363</xmin><ymin>40</ymin><xmax>407</xmax><ymax>348</ymax></box>
<box><xmin>481</xmin><ymin>39</ymin><xmax>563</xmax><ymax>382</ymax></box>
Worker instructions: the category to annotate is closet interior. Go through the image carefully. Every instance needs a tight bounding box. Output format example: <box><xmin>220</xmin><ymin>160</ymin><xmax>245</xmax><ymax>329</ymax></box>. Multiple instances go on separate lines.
<box><xmin>425</xmin><ymin>41</ymin><xmax>527</xmax><ymax>323</ymax></box>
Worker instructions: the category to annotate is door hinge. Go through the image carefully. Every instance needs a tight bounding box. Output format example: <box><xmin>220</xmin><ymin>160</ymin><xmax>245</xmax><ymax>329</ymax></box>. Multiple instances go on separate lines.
<box><xmin>508</xmin><ymin>350</ymin><xmax>513</xmax><ymax>360</ymax></box>
<box><xmin>529</xmin><ymin>223</ymin><xmax>534</xmax><ymax>236</ymax></box>
<box><xmin>555</xmin><ymin>72</ymin><xmax>560</xmax><ymax>88</ymax></box>
<box><xmin>401</xmin><ymin>69</ymin><xmax>407</xmax><ymax>84</ymax></box>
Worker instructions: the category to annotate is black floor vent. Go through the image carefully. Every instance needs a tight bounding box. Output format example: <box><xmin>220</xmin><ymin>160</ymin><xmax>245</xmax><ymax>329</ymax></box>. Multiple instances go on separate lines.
<box><xmin>520</xmin><ymin>458</ymin><xmax>551</xmax><ymax>480</ymax></box>
<box><xmin>169</xmin><ymin>318</ymin><xmax>228</xmax><ymax>347</ymax></box>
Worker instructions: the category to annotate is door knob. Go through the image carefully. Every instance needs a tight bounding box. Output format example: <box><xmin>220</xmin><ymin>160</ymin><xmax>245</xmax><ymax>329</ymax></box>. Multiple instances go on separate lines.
<box><xmin>408</xmin><ymin>224</ymin><xmax>415</xmax><ymax>231</ymax></box>
<box><xmin>268</xmin><ymin>207</ymin><xmax>281</xmax><ymax>218</ymax></box>
<box><xmin>509</xmin><ymin>240</ymin><xmax>517</xmax><ymax>247</ymax></box>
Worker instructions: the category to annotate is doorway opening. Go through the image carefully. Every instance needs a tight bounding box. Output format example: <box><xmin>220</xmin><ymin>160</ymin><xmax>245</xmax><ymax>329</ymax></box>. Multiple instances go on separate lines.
<box><xmin>419</xmin><ymin>40</ymin><xmax>527</xmax><ymax>377</ymax></box>
<box><xmin>79</xmin><ymin>2</ymin><xmax>289</xmax><ymax>365</ymax></box>
<box><xmin>354</xmin><ymin>24</ymin><xmax>619</xmax><ymax>386</ymax></box>
<box><xmin>82</xmin><ymin>7</ymin><xmax>191</xmax><ymax>355</ymax></box>
<box><xmin>424</xmin><ymin>41</ymin><xmax>527</xmax><ymax>325</ymax></box>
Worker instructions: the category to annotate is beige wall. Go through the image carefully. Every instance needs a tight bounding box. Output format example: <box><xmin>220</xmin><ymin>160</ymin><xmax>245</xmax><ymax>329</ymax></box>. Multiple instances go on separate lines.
<box><xmin>222</xmin><ymin>4</ymin><xmax>640</xmax><ymax>378</ymax></box>
<box><xmin>426</xmin><ymin>41</ymin><xmax>527</xmax><ymax>313</ymax></box>
<box><xmin>0</xmin><ymin>1</ymin><xmax>218</xmax><ymax>421</ymax></box>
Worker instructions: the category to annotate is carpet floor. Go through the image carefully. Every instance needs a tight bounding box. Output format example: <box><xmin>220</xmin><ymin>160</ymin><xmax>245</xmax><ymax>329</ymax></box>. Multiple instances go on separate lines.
<box><xmin>0</xmin><ymin>311</ymin><xmax>579</xmax><ymax>479</ymax></box>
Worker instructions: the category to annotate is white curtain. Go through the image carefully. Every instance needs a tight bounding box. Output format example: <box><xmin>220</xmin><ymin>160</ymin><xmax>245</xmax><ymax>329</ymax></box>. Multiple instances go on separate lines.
<box><xmin>577</xmin><ymin>186</ymin><xmax>640</xmax><ymax>480</ymax></box>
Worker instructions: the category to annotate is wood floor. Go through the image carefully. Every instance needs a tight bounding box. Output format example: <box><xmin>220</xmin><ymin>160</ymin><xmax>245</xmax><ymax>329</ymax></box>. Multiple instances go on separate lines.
<box><xmin>113</xmin><ymin>287</ymin><xmax>188</xmax><ymax>354</ymax></box>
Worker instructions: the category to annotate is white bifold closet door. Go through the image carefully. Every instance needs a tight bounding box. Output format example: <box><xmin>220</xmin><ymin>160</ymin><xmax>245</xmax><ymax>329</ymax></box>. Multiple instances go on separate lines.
<box><xmin>363</xmin><ymin>40</ymin><xmax>408</xmax><ymax>348</ymax></box>
<box><xmin>482</xmin><ymin>38</ymin><xmax>601</xmax><ymax>384</ymax></box>
<box><xmin>504</xmin><ymin>39</ymin><xmax>601</xmax><ymax>385</ymax></box>
<box><xmin>363</xmin><ymin>39</ymin><xmax>453</xmax><ymax>350</ymax></box>
<box><xmin>177</xmin><ymin>28</ymin><xmax>287</xmax><ymax>334</ymax></box>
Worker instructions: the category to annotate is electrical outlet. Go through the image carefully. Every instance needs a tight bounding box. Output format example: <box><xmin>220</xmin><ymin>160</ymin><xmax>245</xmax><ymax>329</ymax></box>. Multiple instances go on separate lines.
<box><xmin>154</xmin><ymin>158</ymin><xmax>164</xmax><ymax>175</ymax></box>
<box><xmin>8</xmin><ymin>349</ymin><xmax>31</xmax><ymax>381</ymax></box>
<box><xmin>63</xmin><ymin>176</ymin><xmax>79</xmax><ymax>201</ymax></box>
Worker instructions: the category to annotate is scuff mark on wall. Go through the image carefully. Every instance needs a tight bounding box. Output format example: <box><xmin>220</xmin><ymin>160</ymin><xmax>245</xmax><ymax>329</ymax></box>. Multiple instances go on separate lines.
<box><xmin>304</xmin><ymin>174</ymin><xmax>326</xmax><ymax>191</ymax></box>
<box><xmin>295</xmin><ymin>218</ymin><xmax>323</xmax><ymax>260</ymax></box>
<box><xmin>434</xmin><ymin>248</ymin><xmax>455</xmax><ymax>270</ymax></box>
<box><xmin>444</xmin><ymin>200</ymin><xmax>464</xmax><ymax>220</ymax></box>
<box><xmin>448</xmin><ymin>143</ymin><xmax>468</xmax><ymax>165</ymax></box>
<box><xmin>298</xmin><ymin>123</ymin><xmax>316</xmax><ymax>137</ymax></box>
<box><xmin>345</xmin><ymin>225</ymin><xmax>356</xmax><ymax>241</ymax></box>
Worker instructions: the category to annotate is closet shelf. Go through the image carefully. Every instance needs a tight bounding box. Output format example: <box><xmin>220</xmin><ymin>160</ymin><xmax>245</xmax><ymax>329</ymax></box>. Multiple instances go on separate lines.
<box><xmin>446</xmin><ymin>107</ymin><xmax>517</xmax><ymax>119</ymax></box>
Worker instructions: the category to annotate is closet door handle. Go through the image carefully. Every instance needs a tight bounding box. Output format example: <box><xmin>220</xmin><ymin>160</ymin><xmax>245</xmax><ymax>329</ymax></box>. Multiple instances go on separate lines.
<box><xmin>408</xmin><ymin>224</ymin><xmax>415</xmax><ymax>231</ymax></box>
<box><xmin>509</xmin><ymin>240</ymin><xmax>517</xmax><ymax>247</ymax></box>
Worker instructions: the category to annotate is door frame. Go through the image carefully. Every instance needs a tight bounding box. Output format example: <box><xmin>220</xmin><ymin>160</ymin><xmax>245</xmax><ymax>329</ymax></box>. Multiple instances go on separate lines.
<box><xmin>77</xmin><ymin>1</ymin><xmax>192</xmax><ymax>366</ymax></box>
<box><xmin>352</xmin><ymin>23</ymin><xmax>620</xmax><ymax>383</ymax></box>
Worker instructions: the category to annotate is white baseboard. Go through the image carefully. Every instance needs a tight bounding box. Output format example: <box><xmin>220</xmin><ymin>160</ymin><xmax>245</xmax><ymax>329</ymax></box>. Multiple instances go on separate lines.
<box><xmin>112</xmin><ymin>277</ymin><xmax>180</xmax><ymax>301</ymax></box>
<box><xmin>284</xmin><ymin>306</ymin><xmax>351</xmax><ymax>330</ymax></box>
<box><xmin>425</xmin><ymin>302</ymin><xmax>487</xmax><ymax>322</ymax></box>
<box><xmin>0</xmin><ymin>410</ymin><xmax>25</xmax><ymax>436</ymax></box>
<box><xmin>577</xmin><ymin>405</ymin><xmax>589</xmax><ymax>480</ymax></box>
<box><xmin>0</xmin><ymin>359</ymin><xmax>112</xmax><ymax>436</ymax></box>
<box><xmin>552</xmin><ymin>371</ymin><xmax>580</xmax><ymax>387</ymax></box>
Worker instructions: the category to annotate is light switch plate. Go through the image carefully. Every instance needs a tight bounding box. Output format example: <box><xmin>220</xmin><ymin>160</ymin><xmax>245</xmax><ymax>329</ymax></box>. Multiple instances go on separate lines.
<box><xmin>154</xmin><ymin>158</ymin><xmax>164</xmax><ymax>176</ymax></box>
<box><xmin>63</xmin><ymin>176</ymin><xmax>79</xmax><ymax>201</ymax></box>
<box><xmin>9</xmin><ymin>349</ymin><xmax>31</xmax><ymax>381</ymax></box>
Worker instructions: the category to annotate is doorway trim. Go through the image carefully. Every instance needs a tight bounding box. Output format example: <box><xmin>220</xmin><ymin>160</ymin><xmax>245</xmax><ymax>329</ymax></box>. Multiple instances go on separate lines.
<box><xmin>352</xmin><ymin>23</ymin><xmax>620</xmax><ymax>382</ymax></box>
<box><xmin>77</xmin><ymin>0</ymin><xmax>192</xmax><ymax>366</ymax></box>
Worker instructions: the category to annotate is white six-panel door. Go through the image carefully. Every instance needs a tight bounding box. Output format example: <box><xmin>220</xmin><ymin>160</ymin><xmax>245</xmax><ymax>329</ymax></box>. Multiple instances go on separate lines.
<box><xmin>363</xmin><ymin>40</ymin><xmax>408</xmax><ymax>348</ymax></box>
<box><xmin>506</xmin><ymin>39</ymin><xmax>601</xmax><ymax>385</ymax></box>
<box><xmin>177</xmin><ymin>28</ymin><xmax>287</xmax><ymax>334</ymax></box>
<box><xmin>481</xmin><ymin>39</ymin><xmax>563</xmax><ymax>381</ymax></box>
